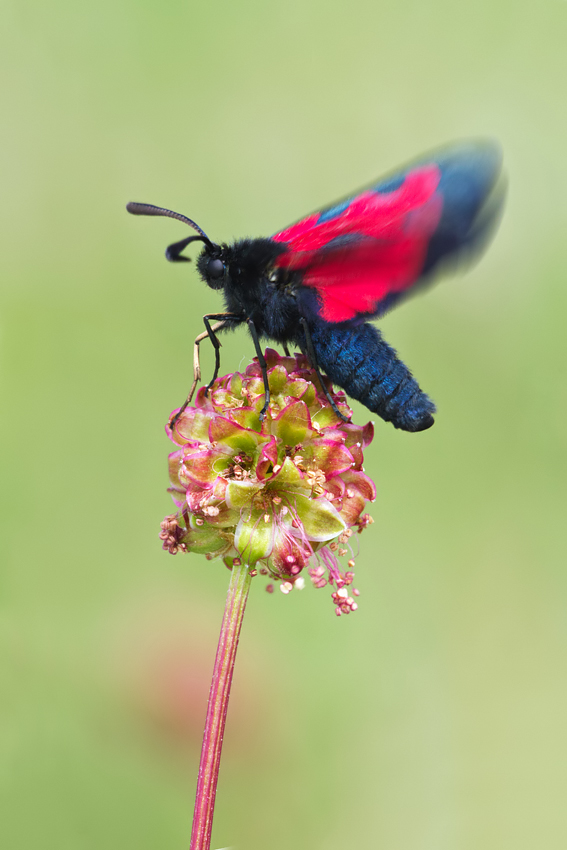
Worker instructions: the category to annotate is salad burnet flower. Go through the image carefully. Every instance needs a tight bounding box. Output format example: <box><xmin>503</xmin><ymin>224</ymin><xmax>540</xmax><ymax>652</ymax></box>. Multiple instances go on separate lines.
<box><xmin>160</xmin><ymin>349</ymin><xmax>375</xmax><ymax>614</ymax></box>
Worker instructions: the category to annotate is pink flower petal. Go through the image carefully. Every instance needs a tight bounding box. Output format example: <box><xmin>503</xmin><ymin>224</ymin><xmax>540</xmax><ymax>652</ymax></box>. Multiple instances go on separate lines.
<box><xmin>342</xmin><ymin>469</ymin><xmax>377</xmax><ymax>502</ymax></box>
<box><xmin>229</xmin><ymin>408</ymin><xmax>262</xmax><ymax>431</ymax></box>
<box><xmin>272</xmin><ymin>400</ymin><xmax>312</xmax><ymax>446</ymax></box>
<box><xmin>255</xmin><ymin>437</ymin><xmax>279</xmax><ymax>480</ymax></box>
<box><xmin>209</xmin><ymin>416</ymin><xmax>266</xmax><ymax>454</ymax></box>
<box><xmin>267</xmin><ymin>364</ymin><xmax>289</xmax><ymax>395</ymax></box>
<box><xmin>168</xmin><ymin>408</ymin><xmax>212</xmax><ymax>446</ymax></box>
<box><xmin>225</xmin><ymin>479</ymin><xmax>263</xmax><ymax>509</ymax></box>
<box><xmin>309</xmin><ymin>440</ymin><xmax>355</xmax><ymax>478</ymax></box>
<box><xmin>180</xmin><ymin>447</ymin><xmax>231</xmax><ymax>486</ymax></box>
<box><xmin>265</xmin><ymin>456</ymin><xmax>305</xmax><ymax>487</ymax></box>
<box><xmin>288</xmin><ymin>494</ymin><xmax>345</xmax><ymax>542</ymax></box>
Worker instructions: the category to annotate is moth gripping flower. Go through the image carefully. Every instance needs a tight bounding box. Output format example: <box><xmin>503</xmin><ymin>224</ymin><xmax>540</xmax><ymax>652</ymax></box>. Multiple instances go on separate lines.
<box><xmin>161</xmin><ymin>349</ymin><xmax>376</xmax><ymax>614</ymax></box>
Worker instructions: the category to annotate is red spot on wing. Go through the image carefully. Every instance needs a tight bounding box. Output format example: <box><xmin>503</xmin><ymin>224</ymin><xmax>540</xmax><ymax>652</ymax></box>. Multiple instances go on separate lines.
<box><xmin>273</xmin><ymin>166</ymin><xmax>443</xmax><ymax>322</ymax></box>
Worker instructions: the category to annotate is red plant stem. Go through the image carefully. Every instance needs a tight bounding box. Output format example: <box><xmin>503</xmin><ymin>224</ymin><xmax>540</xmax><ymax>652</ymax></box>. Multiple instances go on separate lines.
<box><xmin>190</xmin><ymin>561</ymin><xmax>252</xmax><ymax>850</ymax></box>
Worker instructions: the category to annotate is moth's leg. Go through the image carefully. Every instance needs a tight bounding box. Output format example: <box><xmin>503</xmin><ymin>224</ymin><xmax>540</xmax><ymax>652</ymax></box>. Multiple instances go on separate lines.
<box><xmin>300</xmin><ymin>317</ymin><xmax>349</xmax><ymax>422</ymax></box>
<box><xmin>169</xmin><ymin>313</ymin><xmax>239</xmax><ymax>430</ymax></box>
<box><xmin>247</xmin><ymin>319</ymin><xmax>270</xmax><ymax>420</ymax></box>
<box><xmin>199</xmin><ymin>312</ymin><xmax>243</xmax><ymax>393</ymax></box>
<box><xmin>283</xmin><ymin>344</ymin><xmax>291</xmax><ymax>357</ymax></box>
<box><xmin>203</xmin><ymin>314</ymin><xmax>245</xmax><ymax>394</ymax></box>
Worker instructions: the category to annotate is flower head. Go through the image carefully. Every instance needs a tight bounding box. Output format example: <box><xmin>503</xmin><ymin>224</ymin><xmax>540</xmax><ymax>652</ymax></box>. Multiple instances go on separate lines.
<box><xmin>160</xmin><ymin>349</ymin><xmax>375</xmax><ymax>614</ymax></box>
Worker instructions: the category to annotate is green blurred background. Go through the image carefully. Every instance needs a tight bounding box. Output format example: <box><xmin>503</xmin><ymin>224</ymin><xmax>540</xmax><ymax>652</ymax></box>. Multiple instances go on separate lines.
<box><xmin>1</xmin><ymin>0</ymin><xmax>566</xmax><ymax>848</ymax></box>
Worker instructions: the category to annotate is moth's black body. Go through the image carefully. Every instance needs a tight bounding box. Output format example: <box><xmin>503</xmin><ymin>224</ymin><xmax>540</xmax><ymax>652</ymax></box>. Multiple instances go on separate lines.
<box><xmin>194</xmin><ymin>238</ymin><xmax>436</xmax><ymax>432</ymax></box>
<box><xmin>127</xmin><ymin>140</ymin><xmax>504</xmax><ymax>432</ymax></box>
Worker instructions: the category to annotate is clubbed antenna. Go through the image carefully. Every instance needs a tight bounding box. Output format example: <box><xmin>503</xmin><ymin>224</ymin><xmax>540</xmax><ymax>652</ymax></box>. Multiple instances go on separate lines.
<box><xmin>126</xmin><ymin>201</ymin><xmax>215</xmax><ymax>261</ymax></box>
<box><xmin>126</xmin><ymin>202</ymin><xmax>211</xmax><ymax>241</ymax></box>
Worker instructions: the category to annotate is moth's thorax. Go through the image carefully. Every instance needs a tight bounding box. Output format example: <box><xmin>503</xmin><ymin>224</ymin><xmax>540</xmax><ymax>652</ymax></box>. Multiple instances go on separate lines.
<box><xmin>197</xmin><ymin>238</ymin><xmax>303</xmax><ymax>343</ymax></box>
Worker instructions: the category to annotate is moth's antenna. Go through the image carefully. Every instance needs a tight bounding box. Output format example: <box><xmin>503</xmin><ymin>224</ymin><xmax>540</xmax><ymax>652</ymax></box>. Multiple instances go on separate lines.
<box><xmin>165</xmin><ymin>235</ymin><xmax>209</xmax><ymax>263</ymax></box>
<box><xmin>126</xmin><ymin>202</ymin><xmax>213</xmax><ymax>246</ymax></box>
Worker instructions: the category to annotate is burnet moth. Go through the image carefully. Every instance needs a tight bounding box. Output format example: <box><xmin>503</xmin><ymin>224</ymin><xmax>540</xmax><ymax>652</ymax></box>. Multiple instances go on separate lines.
<box><xmin>127</xmin><ymin>140</ymin><xmax>505</xmax><ymax>432</ymax></box>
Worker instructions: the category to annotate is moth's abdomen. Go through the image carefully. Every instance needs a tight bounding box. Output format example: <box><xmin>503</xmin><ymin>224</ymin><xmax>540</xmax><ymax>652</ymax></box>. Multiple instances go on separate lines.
<box><xmin>310</xmin><ymin>323</ymin><xmax>436</xmax><ymax>432</ymax></box>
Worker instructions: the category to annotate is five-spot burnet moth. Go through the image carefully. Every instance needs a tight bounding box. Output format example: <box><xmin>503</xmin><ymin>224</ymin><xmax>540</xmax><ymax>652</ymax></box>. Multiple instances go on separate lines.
<box><xmin>127</xmin><ymin>140</ymin><xmax>505</xmax><ymax>432</ymax></box>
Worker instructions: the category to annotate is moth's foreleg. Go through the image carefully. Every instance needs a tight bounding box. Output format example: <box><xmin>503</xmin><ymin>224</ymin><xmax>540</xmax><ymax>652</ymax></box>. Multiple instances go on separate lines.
<box><xmin>247</xmin><ymin>319</ymin><xmax>270</xmax><ymax>421</ymax></box>
<box><xmin>299</xmin><ymin>318</ymin><xmax>350</xmax><ymax>422</ymax></box>
<box><xmin>169</xmin><ymin>313</ymin><xmax>238</xmax><ymax>430</ymax></box>
<box><xmin>203</xmin><ymin>315</ymin><xmax>238</xmax><ymax>394</ymax></box>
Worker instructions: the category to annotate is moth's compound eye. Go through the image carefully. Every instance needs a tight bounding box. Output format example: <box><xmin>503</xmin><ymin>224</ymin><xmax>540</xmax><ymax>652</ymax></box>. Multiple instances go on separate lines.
<box><xmin>207</xmin><ymin>258</ymin><xmax>225</xmax><ymax>280</ymax></box>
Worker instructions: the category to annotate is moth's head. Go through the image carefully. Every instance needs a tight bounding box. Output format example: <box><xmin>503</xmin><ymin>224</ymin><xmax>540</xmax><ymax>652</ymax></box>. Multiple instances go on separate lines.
<box><xmin>197</xmin><ymin>239</ymin><xmax>285</xmax><ymax>293</ymax></box>
<box><xmin>196</xmin><ymin>244</ymin><xmax>229</xmax><ymax>291</ymax></box>
<box><xmin>126</xmin><ymin>201</ymin><xmax>225</xmax><ymax>289</ymax></box>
